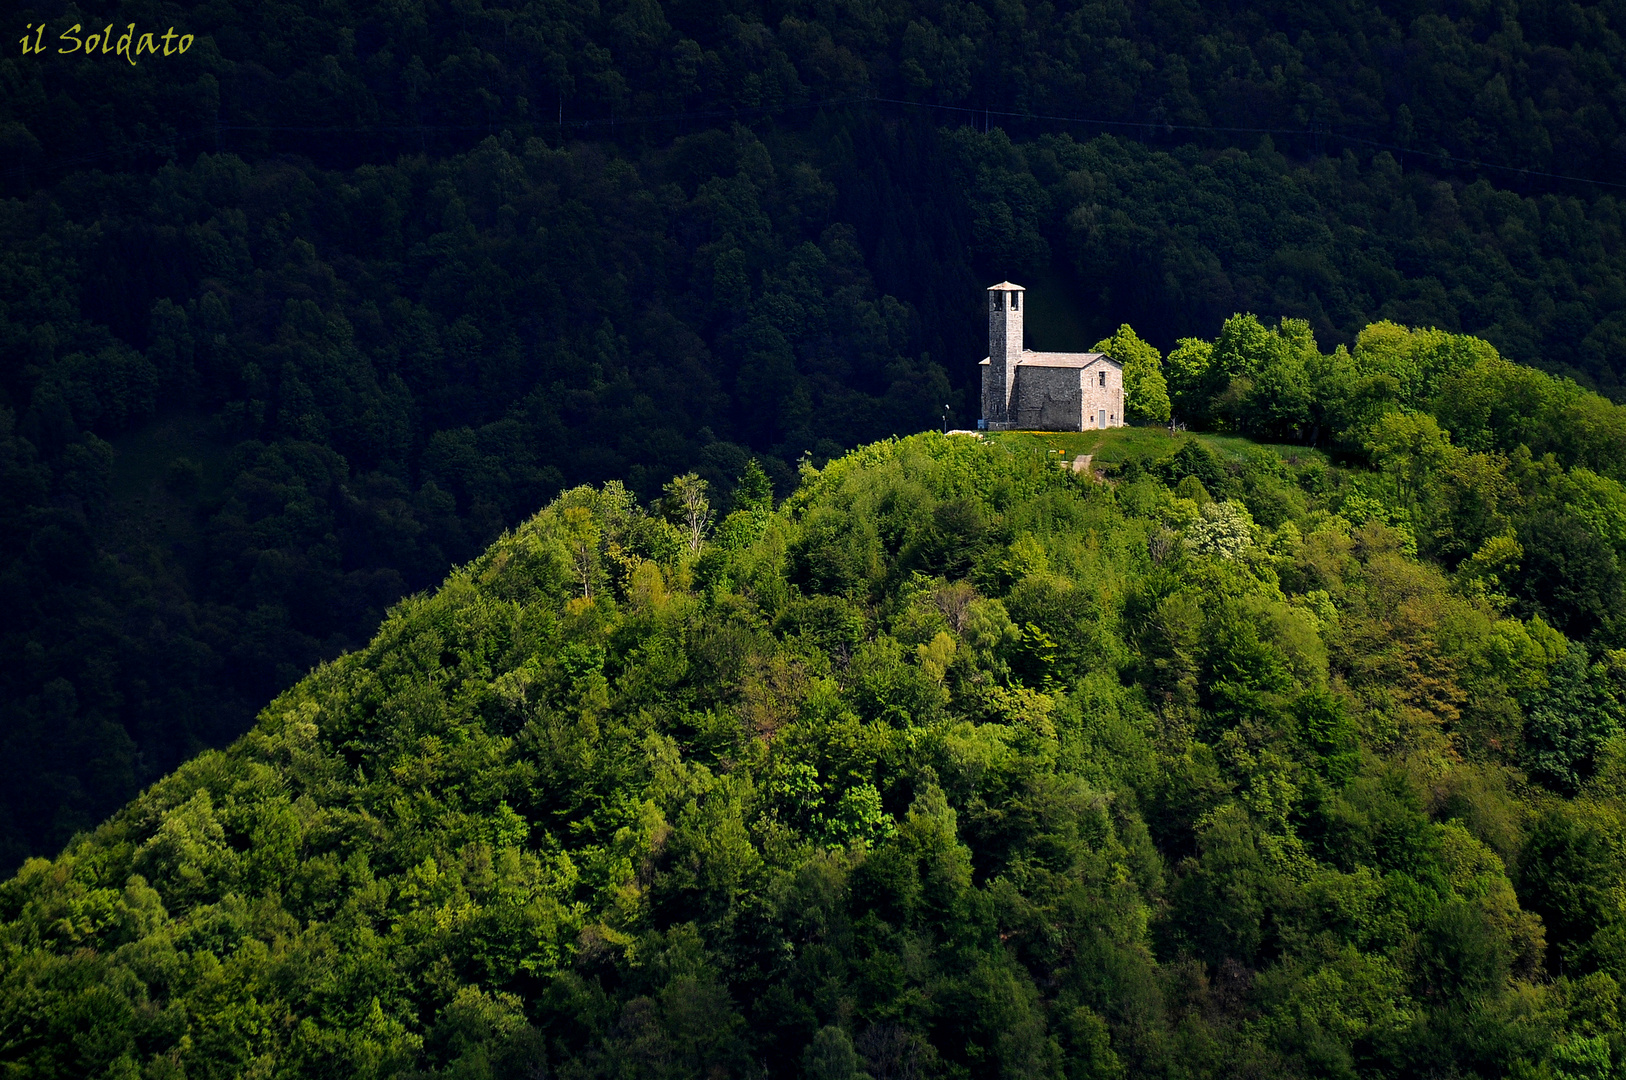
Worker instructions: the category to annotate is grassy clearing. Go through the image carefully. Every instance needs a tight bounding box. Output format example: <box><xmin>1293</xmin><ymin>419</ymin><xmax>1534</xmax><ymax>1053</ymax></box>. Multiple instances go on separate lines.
<box><xmin>985</xmin><ymin>426</ymin><xmax>1332</xmax><ymax>471</ymax></box>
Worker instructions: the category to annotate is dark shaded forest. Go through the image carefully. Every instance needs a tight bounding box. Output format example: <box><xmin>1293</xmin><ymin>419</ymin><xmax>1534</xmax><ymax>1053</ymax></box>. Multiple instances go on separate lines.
<box><xmin>7</xmin><ymin>0</ymin><xmax>1626</xmax><ymax>876</ymax></box>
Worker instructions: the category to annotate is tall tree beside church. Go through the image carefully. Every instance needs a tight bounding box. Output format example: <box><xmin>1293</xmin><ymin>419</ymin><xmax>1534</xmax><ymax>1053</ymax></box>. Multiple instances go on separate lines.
<box><xmin>1094</xmin><ymin>325</ymin><xmax>1172</xmax><ymax>424</ymax></box>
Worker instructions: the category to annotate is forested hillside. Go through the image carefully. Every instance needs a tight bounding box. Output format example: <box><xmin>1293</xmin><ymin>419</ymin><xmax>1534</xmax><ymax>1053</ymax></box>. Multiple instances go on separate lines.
<box><xmin>8</xmin><ymin>0</ymin><xmax>1626</xmax><ymax>186</ymax></box>
<box><xmin>11</xmin><ymin>313</ymin><xmax>1626</xmax><ymax>1075</ymax></box>
<box><xmin>8</xmin><ymin>0</ymin><xmax>1626</xmax><ymax>873</ymax></box>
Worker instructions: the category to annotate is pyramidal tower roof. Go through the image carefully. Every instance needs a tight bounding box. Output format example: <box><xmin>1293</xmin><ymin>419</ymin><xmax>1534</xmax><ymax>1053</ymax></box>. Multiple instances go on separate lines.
<box><xmin>987</xmin><ymin>281</ymin><xmax>1025</xmax><ymax>291</ymax></box>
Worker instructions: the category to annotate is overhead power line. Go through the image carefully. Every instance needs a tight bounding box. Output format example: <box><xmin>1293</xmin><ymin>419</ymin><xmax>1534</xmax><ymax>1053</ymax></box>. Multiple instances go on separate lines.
<box><xmin>12</xmin><ymin>89</ymin><xmax>1626</xmax><ymax>194</ymax></box>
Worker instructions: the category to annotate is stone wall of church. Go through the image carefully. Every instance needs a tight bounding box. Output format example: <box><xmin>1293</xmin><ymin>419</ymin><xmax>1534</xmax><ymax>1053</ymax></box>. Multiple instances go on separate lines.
<box><xmin>1008</xmin><ymin>364</ymin><xmax>1126</xmax><ymax>431</ymax></box>
<box><xmin>979</xmin><ymin>360</ymin><xmax>1001</xmax><ymax>427</ymax></box>
<box><xmin>1080</xmin><ymin>365</ymin><xmax>1125</xmax><ymax>428</ymax></box>
<box><xmin>1012</xmin><ymin>367</ymin><xmax>1084</xmax><ymax>430</ymax></box>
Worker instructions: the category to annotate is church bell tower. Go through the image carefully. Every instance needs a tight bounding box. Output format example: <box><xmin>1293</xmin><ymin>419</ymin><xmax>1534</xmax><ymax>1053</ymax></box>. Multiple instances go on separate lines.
<box><xmin>982</xmin><ymin>282</ymin><xmax>1024</xmax><ymax>427</ymax></box>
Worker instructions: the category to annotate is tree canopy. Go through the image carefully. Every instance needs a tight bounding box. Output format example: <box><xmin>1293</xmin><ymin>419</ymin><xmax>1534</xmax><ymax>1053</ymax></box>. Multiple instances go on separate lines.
<box><xmin>5</xmin><ymin>414</ymin><xmax>1626</xmax><ymax>1078</ymax></box>
<box><xmin>10</xmin><ymin>0</ymin><xmax>1626</xmax><ymax>914</ymax></box>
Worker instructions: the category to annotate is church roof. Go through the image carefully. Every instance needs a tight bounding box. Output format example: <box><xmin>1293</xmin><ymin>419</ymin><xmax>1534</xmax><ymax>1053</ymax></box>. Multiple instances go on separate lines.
<box><xmin>1015</xmin><ymin>350</ymin><xmax>1119</xmax><ymax>368</ymax></box>
<box><xmin>987</xmin><ymin>281</ymin><xmax>1025</xmax><ymax>291</ymax></box>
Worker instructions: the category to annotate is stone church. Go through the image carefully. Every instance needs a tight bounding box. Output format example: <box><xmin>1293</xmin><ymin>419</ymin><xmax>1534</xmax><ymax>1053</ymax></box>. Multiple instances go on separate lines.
<box><xmin>978</xmin><ymin>281</ymin><xmax>1125</xmax><ymax>431</ymax></box>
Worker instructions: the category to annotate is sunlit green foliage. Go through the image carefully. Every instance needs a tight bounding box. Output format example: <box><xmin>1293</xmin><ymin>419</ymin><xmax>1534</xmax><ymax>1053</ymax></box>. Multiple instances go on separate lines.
<box><xmin>12</xmin><ymin>95</ymin><xmax>1626</xmax><ymax>871</ymax></box>
<box><xmin>1093</xmin><ymin>326</ymin><xmax>1171</xmax><ymax>425</ymax></box>
<box><xmin>6</xmin><ymin>399</ymin><xmax>1626</xmax><ymax>1077</ymax></box>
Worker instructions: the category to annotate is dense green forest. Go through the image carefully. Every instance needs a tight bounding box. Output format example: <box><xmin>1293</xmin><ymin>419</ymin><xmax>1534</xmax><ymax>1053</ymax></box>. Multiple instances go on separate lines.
<box><xmin>13</xmin><ymin>311</ymin><xmax>1626</xmax><ymax>1076</ymax></box>
<box><xmin>9</xmin><ymin>0</ymin><xmax>1626</xmax><ymax>886</ymax></box>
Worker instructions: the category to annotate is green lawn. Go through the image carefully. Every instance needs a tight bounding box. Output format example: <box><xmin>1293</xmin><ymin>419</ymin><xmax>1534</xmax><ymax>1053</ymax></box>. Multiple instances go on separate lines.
<box><xmin>984</xmin><ymin>426</ymin><xmax>1331</xmax><ymax>470</ymax></box>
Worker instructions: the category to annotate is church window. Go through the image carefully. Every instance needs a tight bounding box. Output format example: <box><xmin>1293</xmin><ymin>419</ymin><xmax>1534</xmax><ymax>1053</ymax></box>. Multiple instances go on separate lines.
<box><xmin>1098</xmin><ymin>371</ymin><xmax>1106</xmax><ymax>386</ymax></box>
<box><xmin>1011</xmin><ymin>292</ymin><xmax>1019</xmax><ymax>309</ymax></box>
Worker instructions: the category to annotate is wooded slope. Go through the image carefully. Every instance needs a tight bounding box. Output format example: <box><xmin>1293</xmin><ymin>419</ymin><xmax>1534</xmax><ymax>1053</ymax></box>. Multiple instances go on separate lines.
<box><xmin>7</xmin><ymin>335</ymin><xmax>1626</xmax><ymax>1074</ymax></box>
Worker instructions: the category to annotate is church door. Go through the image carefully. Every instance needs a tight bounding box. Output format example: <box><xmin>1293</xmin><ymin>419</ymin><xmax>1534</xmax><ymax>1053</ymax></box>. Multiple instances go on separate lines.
<box><xmin>1098</xmin><ymin>409</ymin><xmax>1107</xmax><ymax>428</ymax></box>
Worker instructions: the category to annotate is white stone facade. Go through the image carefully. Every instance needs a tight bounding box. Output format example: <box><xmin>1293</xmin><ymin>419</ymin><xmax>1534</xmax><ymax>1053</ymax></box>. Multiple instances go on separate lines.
<box><xmin>979</xmin><ymin>282</ymin><xmax>1125</xmax><ymax>432</ymax></box>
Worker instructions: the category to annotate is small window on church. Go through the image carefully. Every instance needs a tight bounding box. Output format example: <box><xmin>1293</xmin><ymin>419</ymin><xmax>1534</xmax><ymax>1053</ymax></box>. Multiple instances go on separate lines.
<box><xmin>1011</xmin><ymin>292</ymin><xmax>1019</xmax><ymax>310</ymax></box>
<box><xmin>1098</xmin><ymin>371</ymin><xmax>1106</xmax><ymax>387</ymax></box>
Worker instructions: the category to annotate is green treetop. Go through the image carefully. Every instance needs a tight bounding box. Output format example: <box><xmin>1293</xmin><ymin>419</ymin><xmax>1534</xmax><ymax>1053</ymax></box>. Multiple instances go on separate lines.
<box><xmin>1093</xmin><ymin>324</ymin><xmax>1171</xmax><ymax>424</ymax></box>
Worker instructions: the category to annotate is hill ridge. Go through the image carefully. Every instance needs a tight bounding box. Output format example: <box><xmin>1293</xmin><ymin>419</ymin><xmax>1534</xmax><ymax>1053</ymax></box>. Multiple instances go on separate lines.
<box><xmin>5</xmin><ymin>402</ymin><xmax>1626</xmax><ymax>1078</ymax></box>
